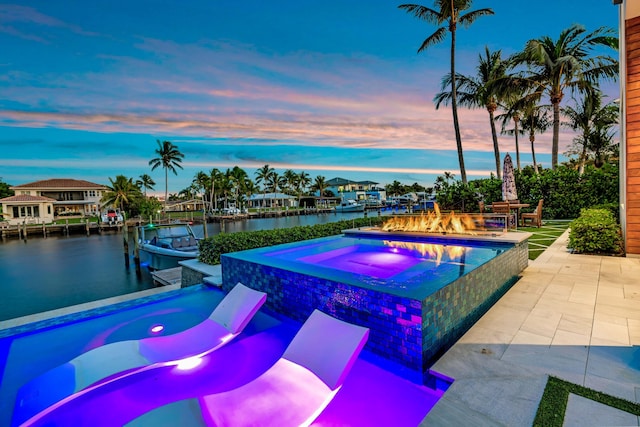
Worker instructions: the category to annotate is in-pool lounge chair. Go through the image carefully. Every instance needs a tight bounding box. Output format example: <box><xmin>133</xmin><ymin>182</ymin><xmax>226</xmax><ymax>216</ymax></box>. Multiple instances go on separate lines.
<box><xmin>129</xmin><ymin>309</ymin><xmax>370</xmax><ymax>427</ymax></box>
<box><xmin>14</xmin><ymin>283</ymin><xmax>267</xmax><ymax>426</ymax></box>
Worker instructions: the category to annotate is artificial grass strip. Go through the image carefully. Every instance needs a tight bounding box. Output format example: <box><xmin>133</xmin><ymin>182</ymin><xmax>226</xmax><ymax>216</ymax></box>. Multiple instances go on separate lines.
<box><xmin>533</xmin><ymin>376</ymin><xmax>640</xmax><ymax>427</ymax></box>
<box><xmin>520</xmin><ymin>221</ymin><xmax>571</xmax><ymax>260</ymax></box>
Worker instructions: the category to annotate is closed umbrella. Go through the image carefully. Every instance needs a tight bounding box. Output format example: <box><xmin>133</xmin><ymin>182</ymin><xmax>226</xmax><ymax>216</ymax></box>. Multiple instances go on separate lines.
<box><xmin>502</xmin><ymin>153</ymin><xmax>518</xmax><ymax>201</ymax></box>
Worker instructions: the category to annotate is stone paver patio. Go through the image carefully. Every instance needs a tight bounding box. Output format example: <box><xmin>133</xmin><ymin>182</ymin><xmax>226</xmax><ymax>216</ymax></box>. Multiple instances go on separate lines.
<box><xmin>422</xmin><ymin>229</ymin><xmax>640</xmax><ymax>426</ymax></box>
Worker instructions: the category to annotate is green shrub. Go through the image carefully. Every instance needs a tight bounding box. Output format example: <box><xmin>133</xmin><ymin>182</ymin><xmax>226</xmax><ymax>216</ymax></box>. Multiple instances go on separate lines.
<box><xmin>432</xmin><ymin>163</ymin><xmax>619</xmax><ymax>220</ymax></box>
<box><xmin>568</xmin><ymin>208</ymin><xmax>623</xmax><ymax>255</ymax></box>
<box><xmin>590</xmin><ymin>202</ymin><xmax>620</xmax><ymax>222</ymax></box>
<box><xmin>198</xmin><ymin>216</ymin><xmax>386</xmax><ymax>265</ymax></box>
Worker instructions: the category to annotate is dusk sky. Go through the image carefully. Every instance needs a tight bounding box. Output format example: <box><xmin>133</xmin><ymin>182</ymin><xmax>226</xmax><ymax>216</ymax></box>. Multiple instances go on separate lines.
<box><xmin>0</xmin><ymin>1</ymin><xmax>620</xmax><ymax>194</ymax></box>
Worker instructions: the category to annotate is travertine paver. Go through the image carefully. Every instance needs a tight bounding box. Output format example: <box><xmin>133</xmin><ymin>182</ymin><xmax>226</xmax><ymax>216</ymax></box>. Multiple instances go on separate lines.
<box><xmin>563</xmin><ymin>394</ymin><xmax>639</xmax><ymax>427</ymax></box>
<box><xmin>422</xmin><ymin>230</ymin><xmax>640</xmax><ymax>426</ymax></box>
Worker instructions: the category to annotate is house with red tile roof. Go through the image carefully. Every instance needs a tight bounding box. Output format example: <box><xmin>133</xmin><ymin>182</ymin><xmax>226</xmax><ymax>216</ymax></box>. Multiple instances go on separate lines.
<box><xmin>0</xmin><ymin>179</ymin><xmax>108</xmax><ymax>225</ymax></box>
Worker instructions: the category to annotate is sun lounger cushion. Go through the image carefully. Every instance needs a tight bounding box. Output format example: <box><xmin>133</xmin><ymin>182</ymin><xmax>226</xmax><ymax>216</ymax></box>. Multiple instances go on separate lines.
<box><xmin>209</xmin><ymin>283</ymin><xmax>267</xmax><ymax>334</ymax></box>
<box><xmin>282</xmin><ymin>309</ymin><xmax>370</xmax><ymax>389</ymax></box>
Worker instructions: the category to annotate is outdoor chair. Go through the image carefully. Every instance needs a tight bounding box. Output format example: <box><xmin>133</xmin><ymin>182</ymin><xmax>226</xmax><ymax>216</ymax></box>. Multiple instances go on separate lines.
<box><xmin>492</xmin><ymin>201</ymin><xmax>516</xmax><ymax>229</ymax></box>
<box><xmin>522</xmin><ymin>199</ymin><xmax>544</xmax><ymax>228</ymax></box>
<box><xmin>129</xmin><ymin>309</ymin><xmax>370</xmax><ymax>427</ymax></box>
<box><xmin>14</xmin><ymin>283</ymin><xmax>267</xmax><ymax>425</ymax></box>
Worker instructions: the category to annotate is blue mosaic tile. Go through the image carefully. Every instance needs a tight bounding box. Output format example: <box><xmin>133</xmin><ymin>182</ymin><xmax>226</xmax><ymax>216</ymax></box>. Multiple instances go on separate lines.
<box><xmin>221</xmin><ymin>236</ymin><xmax>529</xmax><ymax>383</ymax></box>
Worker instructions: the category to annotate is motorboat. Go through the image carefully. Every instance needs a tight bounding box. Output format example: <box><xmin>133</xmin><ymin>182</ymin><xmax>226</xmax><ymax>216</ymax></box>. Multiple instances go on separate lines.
<box><xmin>137</xmin><ymin>222</ymin><xmax>199</xmax><ymax>270</ymax></box>
<box><xmin>101</xmin><ymin>209</ymin><xmax>123</xmax><ymax>225</ymax></box>
<box><xmin>333</xmin><ymin>199</ymin><xmax>365</xmax><ymax>213</ymax></box>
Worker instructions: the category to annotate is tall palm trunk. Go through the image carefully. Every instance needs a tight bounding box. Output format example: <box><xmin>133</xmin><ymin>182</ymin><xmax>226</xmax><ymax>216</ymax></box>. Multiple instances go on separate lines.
<box><xmin>530</xmin><ymin>133</ymin><xmax>539</xmax><ymax>174</ymax></box>
<box><xmin>513</xmin><ymin>114</ymin><xmax>521</xmax><ymax>171</ymax></box>
<box><xmin>551</xmin><ymin>92</ymin><xmax>562</xmax><ymax>169</ymax></box>
<box><xmin>164</xmin><ymin>168</ymin><xmax>168</xmax><ymax>211</ymax></box>
<box><xmin>488</xmin><ymin>105</ymin><xmax>501</xmax><ymax>179</ymax></box>
<box><xmin>450</xmin><ymin>27</ymin><xmax>467</xmax><ymax>184</ymax></box>
<box><xmin>578</xmin><ymin>144</ymin><xmax>588</xmax><ymax>175</ymax></box>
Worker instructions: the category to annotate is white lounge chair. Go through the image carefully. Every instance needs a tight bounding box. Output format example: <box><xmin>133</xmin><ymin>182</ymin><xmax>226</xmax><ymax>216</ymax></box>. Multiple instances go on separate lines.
<box><xmin>129</xmin><ymin>309</ymin><xmax>370</xmax><ymax>427</ymax></box>
<box><xmin>14</xmin><ymin>283</ymin><xmax>267</xmax><ymax>426</ymax></box>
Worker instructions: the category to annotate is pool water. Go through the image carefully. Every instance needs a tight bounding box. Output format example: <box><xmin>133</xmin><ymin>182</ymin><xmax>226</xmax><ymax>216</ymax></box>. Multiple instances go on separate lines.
<box><xmin>265</xmin><ymin>235</ymin><xmax>503</xmax><ymax>292</ymax></box>
<box><xmin>1</xmin><ymin>286</ymin><xmax>445</xmax><ymax>426</ymax></box>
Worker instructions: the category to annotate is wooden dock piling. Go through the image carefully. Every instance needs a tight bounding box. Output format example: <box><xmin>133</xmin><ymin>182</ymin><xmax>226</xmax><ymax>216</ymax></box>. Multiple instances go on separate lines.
<box><xmin>122</xmin><ymin>215</ymin><xmax>130</xmax><ymax>268</ymax></box>
<box><xmin>133</xmin><ymin>225</ymin><xmax>140</xmax><ymax>273</ymax></box>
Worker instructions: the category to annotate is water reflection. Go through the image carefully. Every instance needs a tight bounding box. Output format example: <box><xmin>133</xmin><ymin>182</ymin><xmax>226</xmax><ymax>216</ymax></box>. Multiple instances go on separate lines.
<box><xmin>0</xmin><ymin>211</ymin><xmax>371</xmax><ymax>321</ymax></box>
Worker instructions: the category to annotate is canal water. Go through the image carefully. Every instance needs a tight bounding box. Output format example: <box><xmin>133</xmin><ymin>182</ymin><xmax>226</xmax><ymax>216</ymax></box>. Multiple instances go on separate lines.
<box><xmin>0</xmin><ymin>211</ymin><xmax>379</xmax><ymax>321</ymax></box>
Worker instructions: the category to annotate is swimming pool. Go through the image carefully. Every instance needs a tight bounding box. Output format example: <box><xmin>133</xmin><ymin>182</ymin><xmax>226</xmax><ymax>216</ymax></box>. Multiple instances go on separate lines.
<box><xmin>221</xmin><ymin>230</ymin><xmax>531</xmax><ymax>381</ymax></box>
<box><xmin>262</xmin><ymin>235</ymin><xmax>503</xmax><ymax>296</ymax></box>
<box><xmin>1</xmin><ymin>286</ymin><xmax>444</xmax><ymax>426</ymax></box>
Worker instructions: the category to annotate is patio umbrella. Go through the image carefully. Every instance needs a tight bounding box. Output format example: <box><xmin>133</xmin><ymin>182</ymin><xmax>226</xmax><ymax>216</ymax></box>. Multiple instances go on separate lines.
<box><xmin>502</xmin><ymin>153</ymin><xmax>518</xmax><ymax>201</ymax></box>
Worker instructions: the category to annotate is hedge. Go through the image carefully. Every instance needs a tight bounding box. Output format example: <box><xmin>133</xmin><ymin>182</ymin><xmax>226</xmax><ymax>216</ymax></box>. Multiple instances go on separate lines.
<box><xmin>434</xmin><ymin>163</ymin><xmax>619</xmax><ymax>220</ymax></box>
<box><xmin>198</xmin><ymin>216</ymin><xmax>386</xmax><ymax>265</ymax></box>
<box><xmin>568</xmin><ymin>208</ymin><xmax>623</xmax><ymax>255</ymax></box>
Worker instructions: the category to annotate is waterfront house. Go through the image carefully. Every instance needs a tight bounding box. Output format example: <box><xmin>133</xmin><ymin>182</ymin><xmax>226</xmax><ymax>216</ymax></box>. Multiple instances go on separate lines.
<box><xmin>0</xmin><ymin>179</ymin><xmax>107</xmax><ymax>225</ymax></box>
<box><xmin>164</xmin><ymin>199</ymin><xmax>206</xmax><ymax>212</ymax></box>
<box><xmin>324</xmin><ymin>177</ymin><xmax>387</xmax><ymax>205</ymax></box>
<box><xmin>248</xmin><ymin>192</ymin><xmax>297</xmax><ymax>209</ymax></box>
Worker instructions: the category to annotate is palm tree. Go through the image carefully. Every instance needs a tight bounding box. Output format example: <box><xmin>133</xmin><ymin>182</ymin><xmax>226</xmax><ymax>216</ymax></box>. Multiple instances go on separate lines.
<box><xmin>520</xmin><ymin>101</ymin><xmax>551</xmax><ymax>174</ymax></box>
<box><xmin>497</xmin><ymin>84</ymin><xmax>528</xmax><ymax>172</ymax></box>
<box><xmin>513</xmin><ymin>24</ymin><xmax>618</xmax><ymax>169</ymax></box>
<box><xmin>563</xmin><ymin>88</ymin><xmax>619</xmax><ymax>174</ymax></box>
<box><xmin>219</xmin><ymin>171</ymin><xmax>233</xmax><ymax>210</ymax></box>
<box><xmin>386</xmin><ymin>180</ymin><xmax>405</xmax><ymax>197</ymax></box>
<box><xmin>296</xmin><ymin>171</ymin><xmax>311</xmax><ymax>208</ymax></box>
<box><xmin>209</xmin><ymin>168</ymin><xmax>222</xmax><ymax>212</ymax></box>
<box><xmin>399</xmin><ymin>1</ymin><xmax>494</xmax><ymax>184</ymax></box>
<box><xmin>435</xmin><ymin>46</ymin><xmax>508</xmax><ymax>179</ymax></box>
<box><xmin>148</xmin><ymin>140</ymin><xmax>184</xmax><ymax>210</ymax></box>
<box><xmin>192</xmin><ymin>171</ymin><xmax>210</xmax><ymax>211</ymax></box>
<box><xmin>255</xmin><ymin>164</ymin><xmax>274</xmax><ymax>210</ymax></box>
<box><xmin>283</xmin><ymin>169</ymin><xmax>298</xmax><ymax>195</ymax></box>
<box><xmin>243</xmin><ymin>178</ymin><xmax>258</xmax><ymax>211</ymax></box>
<box><xmin>178</xmin><ymin>184</ymin><xmax>198</xmax><ymax>200</ymax></box>
<box><xmin>266</xmin><ymin>171</ymin><xmax>281</xmax><ymax>194</ymax></box>
<box><xmin>586</xmin><ymin>115</ymin><xmax>618</xmax><ymax>168</ymax></box>
<box><xmin>101</xmin><ymin>175</ymin><xmax>141</xmax><ymax>214</ymax></box>
<box><xmin>312</xmin><ymin>175</ymin><xmax>327</xmax><ymax>207</ymax></box>
<box><xmin>228</xmin><ymin>166</ymin><xmax>249</xmax><ymax>210</ymax></box>
<box><xmin>136</xmin><ymin>174</ymin><xmax>155</xmax><ymax>197</ymax></box>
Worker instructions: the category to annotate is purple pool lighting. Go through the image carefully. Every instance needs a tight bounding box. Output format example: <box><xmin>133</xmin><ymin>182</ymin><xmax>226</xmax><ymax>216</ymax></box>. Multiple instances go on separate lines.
<box><xmin>221</xmin><ymin>229</ymin><xmax>531</xmax><ymax>382</ymax></box>
<box><xmin>15</xmin><ymin>310</ymin><xmax>440</xmax><ymax>427</ymax></box>
<box><xmin>296</xmin><ymin>245</ymin><xmax>424</xmax><ymax>279</ymax></box>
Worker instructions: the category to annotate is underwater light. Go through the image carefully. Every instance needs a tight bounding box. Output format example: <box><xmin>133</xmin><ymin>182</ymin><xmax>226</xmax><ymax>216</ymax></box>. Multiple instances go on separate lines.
<box><xmin>150</xmin><ymin>324</ymin><xmax>164</xmax><ymax>334</ymax></box>
<box><xmin>176</xmin><ymin>357</ymin><xmax>203</xmax><ymax>370</ymax></box>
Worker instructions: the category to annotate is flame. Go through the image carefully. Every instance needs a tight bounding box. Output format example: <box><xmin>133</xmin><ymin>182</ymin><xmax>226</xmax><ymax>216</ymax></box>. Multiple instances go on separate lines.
<box><xmin>384</xmin><ymin>240</ymin><xmax>467</xmax><ymax>266</ymax></box>
<box><xmin>381</xmin><ymin>203</ymin><xmax>482</xmax><ymax>235</ymax></box>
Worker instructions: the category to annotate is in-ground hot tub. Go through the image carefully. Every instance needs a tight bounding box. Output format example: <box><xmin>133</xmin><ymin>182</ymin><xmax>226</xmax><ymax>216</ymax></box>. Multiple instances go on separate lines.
<box><xmin>221</xmin><ymin>227</ymin><xmax>530</xmax><ymax>383</ymax></box>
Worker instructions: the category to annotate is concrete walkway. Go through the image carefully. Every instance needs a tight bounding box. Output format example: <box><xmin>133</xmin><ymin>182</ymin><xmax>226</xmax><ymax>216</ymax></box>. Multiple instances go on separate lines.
<box><xmin>423</xmin><ymin>230</ymin><xmax>640</xmax><ymax>426</ymax></box>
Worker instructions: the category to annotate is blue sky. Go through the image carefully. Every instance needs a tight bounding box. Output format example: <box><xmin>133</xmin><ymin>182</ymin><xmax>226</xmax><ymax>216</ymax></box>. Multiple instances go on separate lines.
<box><xmin>0</xmin><ymin>1</ymin><xmax>621</xmax><ymax>194</ymax></box>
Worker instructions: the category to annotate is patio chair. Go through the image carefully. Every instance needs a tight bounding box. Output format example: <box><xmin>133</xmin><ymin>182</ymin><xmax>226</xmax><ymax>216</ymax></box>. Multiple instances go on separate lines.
<box><xmin>14</xmin><ymin>283</ymin><xmax>267</xmax><ymax>425</ymax></box>
<box><xmin>522</xmin><ymin>199</ymin><xmax>544</xmax><ymax>228</ymax></box>
<box><xmin>129</xmin><ymin>309</ymin><xmax>370</xmax><ymax>427</ymax></box>
<box><xmin>492</xmin><ymin>201</ymin><xmax>516</xmax><ymax>229</ymax></box>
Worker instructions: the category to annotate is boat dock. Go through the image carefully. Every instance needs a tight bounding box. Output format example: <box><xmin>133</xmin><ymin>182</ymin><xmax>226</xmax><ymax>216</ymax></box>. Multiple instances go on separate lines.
<box><xmin>0</xmin><ymin>221</ymin><xmax>122</xmax><ymax>240</ymax></box>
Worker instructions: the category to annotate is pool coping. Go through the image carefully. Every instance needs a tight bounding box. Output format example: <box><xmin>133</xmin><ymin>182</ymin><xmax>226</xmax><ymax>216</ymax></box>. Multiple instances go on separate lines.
<box><xmin>343</xmin><ymin>227</ymin><xmax>532</xmax><ymax>245</ymax></box>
